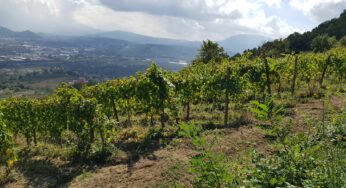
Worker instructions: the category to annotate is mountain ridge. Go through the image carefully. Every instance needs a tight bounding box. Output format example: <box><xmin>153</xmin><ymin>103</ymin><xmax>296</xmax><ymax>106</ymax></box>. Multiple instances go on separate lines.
<box><xmin>0</xmin><ymin>25</ymin><xmax>274</xmax><ymax>56</ymax></box>
<box><xmin>0</xmin><ymin>26</ymin><xmax>41</xmax><ymax>40</ymax></box>
<box><xmin>92</xmin><ymin>30</ymin><xmax>272</xmax><ymax>53</ymax></box>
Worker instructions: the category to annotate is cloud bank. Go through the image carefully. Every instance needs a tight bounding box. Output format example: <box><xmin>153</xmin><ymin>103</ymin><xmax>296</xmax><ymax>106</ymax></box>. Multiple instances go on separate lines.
<box><xmin>0</xmin><ymin>0</ymin><xmax>344</xmax><ymax>40</ymax></box>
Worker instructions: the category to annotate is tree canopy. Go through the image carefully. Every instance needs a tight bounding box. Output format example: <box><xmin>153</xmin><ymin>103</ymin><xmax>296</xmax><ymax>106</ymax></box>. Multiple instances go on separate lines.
<box><xmin>194</xmin><ymin>40</ymin><xmax>228</xmax><ymax>64</ymax></box>
<box><xmin>311</xmin><ymin>34</ymin><xmax>337</xmax><ymax>52</ymax></box>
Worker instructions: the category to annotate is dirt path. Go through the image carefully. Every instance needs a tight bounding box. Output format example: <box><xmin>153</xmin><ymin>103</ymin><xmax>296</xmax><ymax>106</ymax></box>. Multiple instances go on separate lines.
<box><xmin>291</xmin><ymin>95</ymin><xmax>346</xmax><ymax>133</ymax></box>
<box><xmin>66</xmin><ymin>124</ymin><xmax>268</xmax><ymax>188</ymax></box>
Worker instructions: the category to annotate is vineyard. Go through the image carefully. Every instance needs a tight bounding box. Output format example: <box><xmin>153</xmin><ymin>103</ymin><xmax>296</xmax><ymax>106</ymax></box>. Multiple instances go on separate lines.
<box><xmin>1</xmin><ymin>42</ymin><xmax>346</xmax><ymax>187</ymax></box>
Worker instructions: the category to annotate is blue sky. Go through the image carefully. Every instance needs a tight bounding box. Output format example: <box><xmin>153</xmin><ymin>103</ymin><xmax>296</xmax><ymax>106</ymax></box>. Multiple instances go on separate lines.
<box><xmin>263</xmin><ymin>1</ymin><xmax>313</xmax><ymax>31</ymax></box>
<box><xmin>0</xmin><ymin>0</ymin><xmax>345</xmax><ymax>40</ymax></box>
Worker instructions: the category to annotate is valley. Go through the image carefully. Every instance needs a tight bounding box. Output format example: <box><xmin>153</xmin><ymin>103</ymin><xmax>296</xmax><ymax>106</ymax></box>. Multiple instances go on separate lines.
<box><xmin>1</xmin><ymin>5</ymin><xmax>346</xmax><ymax>188</ymax></box>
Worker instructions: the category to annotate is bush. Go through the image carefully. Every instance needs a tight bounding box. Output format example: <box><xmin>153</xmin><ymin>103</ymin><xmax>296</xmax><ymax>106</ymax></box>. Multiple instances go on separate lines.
<box><xmin>246</xmin><ymin>112</ymin><xmax>346</xmax><ymax>187</ymax></box>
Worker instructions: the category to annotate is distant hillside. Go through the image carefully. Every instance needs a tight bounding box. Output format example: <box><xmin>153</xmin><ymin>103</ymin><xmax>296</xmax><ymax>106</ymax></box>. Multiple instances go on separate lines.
<box><xmin>0</xmin><ymin>26</ymin><xmax>41</xmax><ymax>40</ymax></box>
<box><xmin>250</xmin><ymin>10</ymin><xmax>346</xmax><ymax>56</ymax></box>
<box><xmin>92</xmin><ymin>31</ymin><xmax>200</xmax><ymax>47</ymax></box>
<box><xmin>0</xmin><ymin>25</ymin><xmax>285</xmax><ymax>61</ymax></box>
<box><xmin>0</xmin><ymin>26</ymin><xmax>197</xmax><ymax>61</ymax></box>
<box><xmin>93</xmin><ymin>30</ymin><xmax>271</xmax><ymax>54</ymax></box>
<box><xmin>311</xmin><ymin>10</ymin><xmax>346</xmax><ymax>40</ymax></box>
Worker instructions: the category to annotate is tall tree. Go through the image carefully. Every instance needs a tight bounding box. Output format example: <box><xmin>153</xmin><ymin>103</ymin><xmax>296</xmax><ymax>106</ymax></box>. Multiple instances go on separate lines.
<box><xmin>311</xmin><ymin>34</ymin><xmax>337</xmax><ymax>52</ymax></box>
<box><xmin>194</xmin><ymin>40</ymin><xmax>228</xmax><ymax>64</ymax></box>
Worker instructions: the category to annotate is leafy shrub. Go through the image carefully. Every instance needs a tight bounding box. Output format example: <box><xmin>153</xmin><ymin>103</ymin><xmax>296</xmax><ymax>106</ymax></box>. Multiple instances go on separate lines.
<box><xmin>246</xmin><ymin>112</ymin><xmax>346</xmax><ymax>187</ymax></box>
<box><xmin>249</xmin><ymin>98</ymin><xmax>283</xmax><ymax>123</ymax></box>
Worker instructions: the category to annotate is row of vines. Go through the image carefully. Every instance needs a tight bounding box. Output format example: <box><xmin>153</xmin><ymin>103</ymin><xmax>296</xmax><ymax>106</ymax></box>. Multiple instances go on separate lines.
<box><xmin>0</xmin><ymin>46</ymin><xmax>346</xmax><ymax>171</ymax></box>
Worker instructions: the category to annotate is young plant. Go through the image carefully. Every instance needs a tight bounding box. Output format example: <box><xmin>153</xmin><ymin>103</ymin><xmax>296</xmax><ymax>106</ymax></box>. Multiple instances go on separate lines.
<box><xmin>249</xmin><ymin>98</ymin><xmax>284</xmax><ymax>125</ymax></box>
<box><xmin>178</xmin><ymin>122</ymin><xmax>233</xmax><ymax>188</ymax></box>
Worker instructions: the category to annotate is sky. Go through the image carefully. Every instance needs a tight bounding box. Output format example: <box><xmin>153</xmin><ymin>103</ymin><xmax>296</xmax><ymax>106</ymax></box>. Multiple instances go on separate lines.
<box><xmin>0</xmin><ymin>0</ymin><xmax>345</xmax><ymax>41</ymax></box>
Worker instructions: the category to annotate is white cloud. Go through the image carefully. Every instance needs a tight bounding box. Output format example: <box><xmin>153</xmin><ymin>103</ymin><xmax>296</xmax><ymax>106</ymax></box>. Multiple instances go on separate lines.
<box><xmin>21</xmin><ymin>0</ymin><xmax>61</xmax><ymax>16</ymax></box>
<box><xmin>94</xmin><ymin>0</ymin><xmax>298</xmax><ymax>39</ymax></box>
<box><xmin>0</xmin><ymin>0</ymin><xmax>96</xmax><ymax>35</ymax></box>
<box><xmin>73</xmin><ymin>4</ymin><xmax>179</xmax><ymax>39</ymax></box>
<box><xmin>260</xmin><ymin>0</ymin><xmax>282</xmax><ymax>8</ymax></box>
<box><xmin>0</xmin><ymin>0</ymin><xmax>302</xmax><ymax>40</ymax></box>
<box><xmin>289</xmin><ymin>0</ymin><xmax>346</xmax><ymax>22</ymax></box>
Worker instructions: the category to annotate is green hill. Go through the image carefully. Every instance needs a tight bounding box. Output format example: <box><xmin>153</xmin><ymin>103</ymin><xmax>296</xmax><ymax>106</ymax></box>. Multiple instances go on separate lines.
<box><xmin>249</xmin><ymin>10</ymin><xmax>346</xmax><ymax>56</ymax></box>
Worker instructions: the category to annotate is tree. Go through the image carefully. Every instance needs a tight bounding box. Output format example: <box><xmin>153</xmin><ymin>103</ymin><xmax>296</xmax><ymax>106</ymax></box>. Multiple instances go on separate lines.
<box><xmin>311</xmin><ymin>34</ymin><xmax>337</xmax><ymax>52</ymax></box>
<box><xmin>194</xmin><ymin>40</ymin><xmax>228</xmax><ymax>64</ymax></box>
<box><xmin>258</xmin><ymin>39</ymin><xmax>289</xmax><ymax>57</ymax></box>
<box><xmin>247</xmin><ymin>10</ymin><xmax>346</xmax><ymax>57</ymax></box>
<box><xmin>287</xmin><ymin>32</ymin><xmax>312</xmax><ymax>53</ymax></box>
